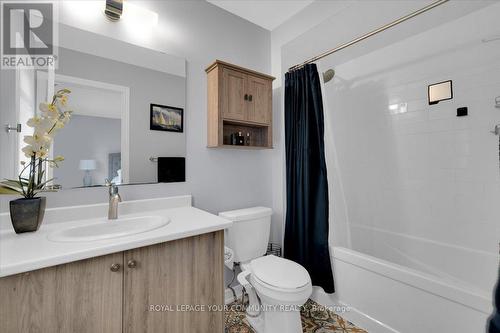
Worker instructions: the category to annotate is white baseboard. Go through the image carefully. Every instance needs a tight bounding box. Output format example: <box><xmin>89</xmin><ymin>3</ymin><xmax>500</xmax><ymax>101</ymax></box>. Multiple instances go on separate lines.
<box><xmin>225</xmin><ymin>285</ymin><xmax>244</xmax><ymax>305</ymax></box>
<box><xmin>310</xmin><ymin>287</ymin><xmax>399</xmax><ymax>333</ymax></box>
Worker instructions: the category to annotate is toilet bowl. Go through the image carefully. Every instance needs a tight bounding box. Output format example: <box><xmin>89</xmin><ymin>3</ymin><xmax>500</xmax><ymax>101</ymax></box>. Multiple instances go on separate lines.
<box><xmin>238</xmin><ymin>255</ymin><xmax>312</xmax><ymax>333</ymax></box>
<box><xmin>220</xmin><ymin>207</ymin><xmax>312</xmax><ymax>333</ymax></box>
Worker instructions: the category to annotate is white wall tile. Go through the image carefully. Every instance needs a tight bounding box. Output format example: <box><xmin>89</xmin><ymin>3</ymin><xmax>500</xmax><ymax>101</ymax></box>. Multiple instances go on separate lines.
<box><xmin>319</xmin><ymin>3</ymin><xmax>500</xmax><ymax>293</ymax></box>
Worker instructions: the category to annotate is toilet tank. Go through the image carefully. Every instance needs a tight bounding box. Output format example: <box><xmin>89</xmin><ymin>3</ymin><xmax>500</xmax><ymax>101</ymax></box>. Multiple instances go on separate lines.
<box><xmin>219</xmin><ymin>207</ymin><xmax>272</xmax><ymax>263</ymax></box>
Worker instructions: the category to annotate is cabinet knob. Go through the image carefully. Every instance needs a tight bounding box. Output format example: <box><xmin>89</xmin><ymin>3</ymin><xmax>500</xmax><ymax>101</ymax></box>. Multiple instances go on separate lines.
<box><xmin>110</xmin><ymin>263</ymin><xmax>121</xmax><ymax>272</ymax></box>
<box><xmin>244</xmin><ymin>94</ymin><xmax>248</xmax><ymax>101</ymax></box>
<box><xmin>127</xmin><ymin>260</ymin><xmax>137</xmax><ymax>269</ymax></box>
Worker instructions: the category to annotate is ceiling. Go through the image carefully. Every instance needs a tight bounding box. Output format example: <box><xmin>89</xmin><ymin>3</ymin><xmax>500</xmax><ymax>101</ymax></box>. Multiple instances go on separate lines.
<box><xmin>207</xmin><ymin>0</ymin><xmax>314</xmax><ymax>30</ymax></box>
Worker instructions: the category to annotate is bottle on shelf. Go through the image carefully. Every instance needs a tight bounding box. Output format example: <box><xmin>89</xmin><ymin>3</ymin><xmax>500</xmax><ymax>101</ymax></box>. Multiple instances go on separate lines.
<box><xmin>230</xmin><ymin>131</ymin><xmax>245</xmax><ymax>145</ymax></box>
<box><xmin>237</xmin><ymin>132</ymin><xmax>244</xmax><ymax>145</ymax></box>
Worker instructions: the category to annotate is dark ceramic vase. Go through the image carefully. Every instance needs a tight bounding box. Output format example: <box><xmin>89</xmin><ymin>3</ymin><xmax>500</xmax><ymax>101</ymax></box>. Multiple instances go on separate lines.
<box><xmin>9</xmin><ymin>197</ymin><xmax>46</xmax><ymax>233</ymax></box>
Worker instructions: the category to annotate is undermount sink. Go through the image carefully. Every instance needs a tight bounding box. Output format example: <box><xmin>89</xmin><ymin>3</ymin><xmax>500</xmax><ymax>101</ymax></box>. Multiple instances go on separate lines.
<box><xmin>47</xmin><ymin>216</ymin><xmax>170</xmax><ymax>242</ymax></box>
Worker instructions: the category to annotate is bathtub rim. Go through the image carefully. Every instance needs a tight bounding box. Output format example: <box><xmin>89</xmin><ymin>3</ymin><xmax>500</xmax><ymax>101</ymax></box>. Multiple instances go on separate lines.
<box><xmin>331</xmin><ymin>246</ymin><xmax>493</xmax><ymax>314</ymax></box>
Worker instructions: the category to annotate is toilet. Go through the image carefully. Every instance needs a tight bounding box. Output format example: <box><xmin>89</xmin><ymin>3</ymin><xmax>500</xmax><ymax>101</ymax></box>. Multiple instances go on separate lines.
<box><xmin>220</xmin><ymin>207</ymin><xmax>312</xmax><ymax>333</ymax></box>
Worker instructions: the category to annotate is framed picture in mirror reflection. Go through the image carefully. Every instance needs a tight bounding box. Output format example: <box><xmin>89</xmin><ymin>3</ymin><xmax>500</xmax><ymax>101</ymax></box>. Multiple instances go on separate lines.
<box><xmin>150</xmin><ymin>104</ymin><xmax>184</xmax><ymax>133</ymax></box>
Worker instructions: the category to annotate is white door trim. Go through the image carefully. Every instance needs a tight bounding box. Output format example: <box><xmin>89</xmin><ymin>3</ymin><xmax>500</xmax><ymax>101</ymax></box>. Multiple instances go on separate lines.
<box><xmin>36</xmin><ymin>71</ymin><xmax>130</xmax><ymax>184</ymax></box>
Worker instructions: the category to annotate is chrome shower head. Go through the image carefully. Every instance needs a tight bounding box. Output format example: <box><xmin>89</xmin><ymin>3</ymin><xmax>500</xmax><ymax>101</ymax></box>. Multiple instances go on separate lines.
<box><xmin>323</xmin><ymin>69</ymin><xmax>335</xmax><ymax>83</ymax></box>
<box><xmin>491</xmin><ymin>124</ymin><xmax>500</xmax><ymax>135</ymax></box>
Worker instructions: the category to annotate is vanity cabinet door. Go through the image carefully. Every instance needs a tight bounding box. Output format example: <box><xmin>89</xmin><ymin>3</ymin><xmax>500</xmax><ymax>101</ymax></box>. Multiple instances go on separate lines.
<box><xmin>123</xmin><ymin>231</ymin><xmax>224</xmax><ymax>333</ymax></box>
<box><xmin>0</xmin><ymin>252</ymin><xmax>123</xmax><ymax>333</ymax></box>
<box><xmin>246</xmin><ymin>74</ymin><xmax>272</xmax><ymax>125</ymax></box>
<box><xmin>221</xmin><ymin>68</ymin><xmax>247</xmax><ymax>121</ymax></box>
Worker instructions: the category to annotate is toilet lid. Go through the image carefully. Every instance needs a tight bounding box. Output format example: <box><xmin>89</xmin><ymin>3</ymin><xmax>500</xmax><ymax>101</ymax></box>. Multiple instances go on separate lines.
<box><xmin>250</xmin><ymin>255</ymin><xmax>310</xmax><ymax>290</ymax></box>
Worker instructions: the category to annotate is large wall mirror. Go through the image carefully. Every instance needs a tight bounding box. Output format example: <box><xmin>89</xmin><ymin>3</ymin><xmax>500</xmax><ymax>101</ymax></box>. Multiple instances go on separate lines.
<box><xmin>0</xmin><ymin>25</ymin><xmax>186</xmax><ymax>189</ymax></box>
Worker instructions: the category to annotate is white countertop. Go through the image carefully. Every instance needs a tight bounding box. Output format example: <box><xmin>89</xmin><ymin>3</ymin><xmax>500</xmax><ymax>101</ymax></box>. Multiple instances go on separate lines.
<box><xmin>0</xmin><ymin>198</ymin><xmax>232</xmax><ymax>277</ymax></box>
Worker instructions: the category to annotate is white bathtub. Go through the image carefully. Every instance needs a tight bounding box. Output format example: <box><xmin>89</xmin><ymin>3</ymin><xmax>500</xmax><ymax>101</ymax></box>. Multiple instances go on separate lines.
<box><xmin>311</xmin><ymin>246</ymin><xmax>495</xmax><ymax>333</ymax></box>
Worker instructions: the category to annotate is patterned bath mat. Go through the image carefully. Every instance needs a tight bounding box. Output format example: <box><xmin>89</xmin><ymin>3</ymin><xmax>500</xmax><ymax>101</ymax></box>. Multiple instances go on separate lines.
<box><xmin>224</xmin><ymin>299</ymin><xmax>367</xmax><ymax>333</ymax></box>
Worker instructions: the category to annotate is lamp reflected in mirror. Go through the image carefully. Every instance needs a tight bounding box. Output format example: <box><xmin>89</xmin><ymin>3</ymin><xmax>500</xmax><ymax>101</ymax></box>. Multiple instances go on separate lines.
<box><xmin>79</xmin><ymin>159</ymin><xmax>97</xmax><ymax>187</ymax></box>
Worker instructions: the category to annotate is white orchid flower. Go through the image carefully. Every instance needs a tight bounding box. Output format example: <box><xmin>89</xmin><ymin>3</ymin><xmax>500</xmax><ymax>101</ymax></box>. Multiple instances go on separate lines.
<box><xmin>35</xmin><ymin>149</ymin><xmax>48</xmax><ymax>159</ymax></box>
<box><xmin>48</xmin><ymin>109</ymin><xmax>59</xmax><ymax>120</ymax></box>
<box><xmin>39</xmin><ymin>102</ymin><xmax>58</xmax><ymax>118</ymax></box>
<box><xmin>33</xmin><ymin>121</ymin><xmax>54</xmax><ymax>136</ymax></box>
<box><xmin>27</xmin><ymin>116</ymin><xmax>42</xmax><ymax>128</ymax></box>
<box><xmin>38</xmin><ymin>102</ymin><xmax>50</xmax><ymax>112</ymax></box>
<box><xmin>53</xmin><ymin>119</ymin><xmax>66</xmax><ymax>130</ymax></box>
<box><xmin>58</xmin><ymin>95</ymin><xmax>68</xmax><ymax>107</ymax></box>
<box><xmin>24</xmin><ymin>133</ymin><xmax>52</xmax><ymax>148</ymax></box>
<box><xmin>21</xmin><ymin>146</ymin><xmax>35</xmax><ymax>158</ymax></box>
<box><xmin>3</xmin><ymin>90</ymin><xmax>72</xmax><ymax>199</ymax></box>
<box><xmin>62</xmin><ymin>111</ymin><xmax>72</xmax><ymax>123</ymax></box>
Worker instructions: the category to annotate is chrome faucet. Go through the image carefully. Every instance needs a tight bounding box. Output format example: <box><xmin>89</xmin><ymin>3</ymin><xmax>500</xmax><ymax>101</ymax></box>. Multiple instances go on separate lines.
<box><xmin>106</xmin><ymin>181</ymin><xmax>122</xmax><ymax>220</ymax></box>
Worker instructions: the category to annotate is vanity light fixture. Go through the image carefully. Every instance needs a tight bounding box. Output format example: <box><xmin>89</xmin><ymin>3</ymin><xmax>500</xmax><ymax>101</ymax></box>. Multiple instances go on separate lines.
<box><xmin>104</xmin><ymin>0</ymin><xmax>123</xmax><ymax>21</ymax></box>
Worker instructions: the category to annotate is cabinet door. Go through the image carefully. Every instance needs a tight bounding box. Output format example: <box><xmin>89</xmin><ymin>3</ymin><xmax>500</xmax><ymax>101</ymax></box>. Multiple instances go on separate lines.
<box><xmin>221</xmin><ymin>68</ymin><xmax>247</xmax><ymax>121</ymax></box>
<box><xmin>123</xmin><ymin>231</ymin><xmax>224</xmax><ymax>333</ymax></box>
<box><xmin>247</xmin><ymin>75</ymin><xmax>272</xmax><ymax>124</ymax></box>
<box><xmin>0</xmin><ymin>252</ymin><xmax>123</xmax><ymax>333</ymax></box>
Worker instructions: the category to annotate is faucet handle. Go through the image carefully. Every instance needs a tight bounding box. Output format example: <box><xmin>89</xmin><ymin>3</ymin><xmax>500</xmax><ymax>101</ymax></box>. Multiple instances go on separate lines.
<box><xmin>105</xmin><ymin>179</ymin><xmax>119</xmax><ymax>195</ymax></box>
<box><xmin>109</xmin><ymin>184</ymin><xmax>119</xmax><ymax>195</ymax></box>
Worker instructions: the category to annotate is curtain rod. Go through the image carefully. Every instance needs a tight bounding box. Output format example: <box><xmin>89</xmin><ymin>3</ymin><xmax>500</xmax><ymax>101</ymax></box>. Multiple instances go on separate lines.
<box><xmin>288</xmin><ymin>0</ymin><xmax>450</xmax><ymax>72</ymax></box>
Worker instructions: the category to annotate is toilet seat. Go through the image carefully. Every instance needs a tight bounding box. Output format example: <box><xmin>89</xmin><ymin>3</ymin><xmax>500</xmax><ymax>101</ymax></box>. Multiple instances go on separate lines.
<box><xmin>250</xmin><ymin>255</ymin><xmax>311</xmax><ymax>292</ymax></box>
<box><xmin>252</xmin><ymin>273</ymin><xmax>312</xmax><ymax>295</ymax></box>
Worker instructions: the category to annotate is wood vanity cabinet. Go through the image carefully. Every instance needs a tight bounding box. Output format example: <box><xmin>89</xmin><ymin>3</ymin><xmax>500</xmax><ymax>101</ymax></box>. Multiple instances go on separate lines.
<box><xmin>0</xmin><ymin>252</ymin><xmax>123</xmax><ymax>333</ymax></box>
<box><xmin>221</xmin><ymin>67</ymin><xmax>247</xmax><ymax>122</ymax></box>
<box><xmin>206</xmin><ymin>60</ymin><xmax>275</xmax><ymax>148</ymax></box>
<box><xmin>123</xmin><ymin>232</ymin><xmax>224</xmax><ymax>332</ymax></box>
<box><xmin>0</xmin><ymin>231</ymin><xmax>224</xmax><ymax>333</ymax></box>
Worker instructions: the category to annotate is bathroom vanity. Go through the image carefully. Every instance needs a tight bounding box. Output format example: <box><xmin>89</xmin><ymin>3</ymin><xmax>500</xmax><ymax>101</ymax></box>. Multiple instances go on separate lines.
<box><xmin>0</xmin><ymin>196</ymin><xmax>231</xmax><ymax>333</ymax></box>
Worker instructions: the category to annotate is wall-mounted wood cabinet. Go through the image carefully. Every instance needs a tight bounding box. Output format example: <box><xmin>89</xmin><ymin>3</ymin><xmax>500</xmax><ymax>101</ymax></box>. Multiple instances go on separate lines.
<box><xmin>206</xmin><ymin>60</ymin><xmax>275</xmax><ymax>149</ymax></box>
<box><xmin>0</xmin><ymin>231</ymin><xmax>224</xmax><ymax>333</ymax></box>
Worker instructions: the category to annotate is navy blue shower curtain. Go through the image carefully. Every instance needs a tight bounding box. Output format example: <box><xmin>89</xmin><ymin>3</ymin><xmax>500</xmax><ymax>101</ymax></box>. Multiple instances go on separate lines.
<box><xmin>283</xmin><ymin>63</ymin><xmax>335</xmax><ymax>293</ymax></box>
<box><xmin>489</xmin><ymin>272</ymin><xmax>500</xmax><ymax>332</ymax></box>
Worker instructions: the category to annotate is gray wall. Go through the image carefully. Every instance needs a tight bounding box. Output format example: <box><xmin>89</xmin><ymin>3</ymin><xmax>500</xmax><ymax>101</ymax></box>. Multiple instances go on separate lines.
<box><xmin>53</xmin><ymin>115</ymin><xmax>121</xmax><ymax>189</ymax></box>
<box><xmin>1</xmin><ymin>1</ymin><xmax>273</xmax><ymax>230</ymax></box>
<box><xmin>57</xmin><ymin>47</ymin><xmax>186</xmax><ymax>184</ymax></box>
